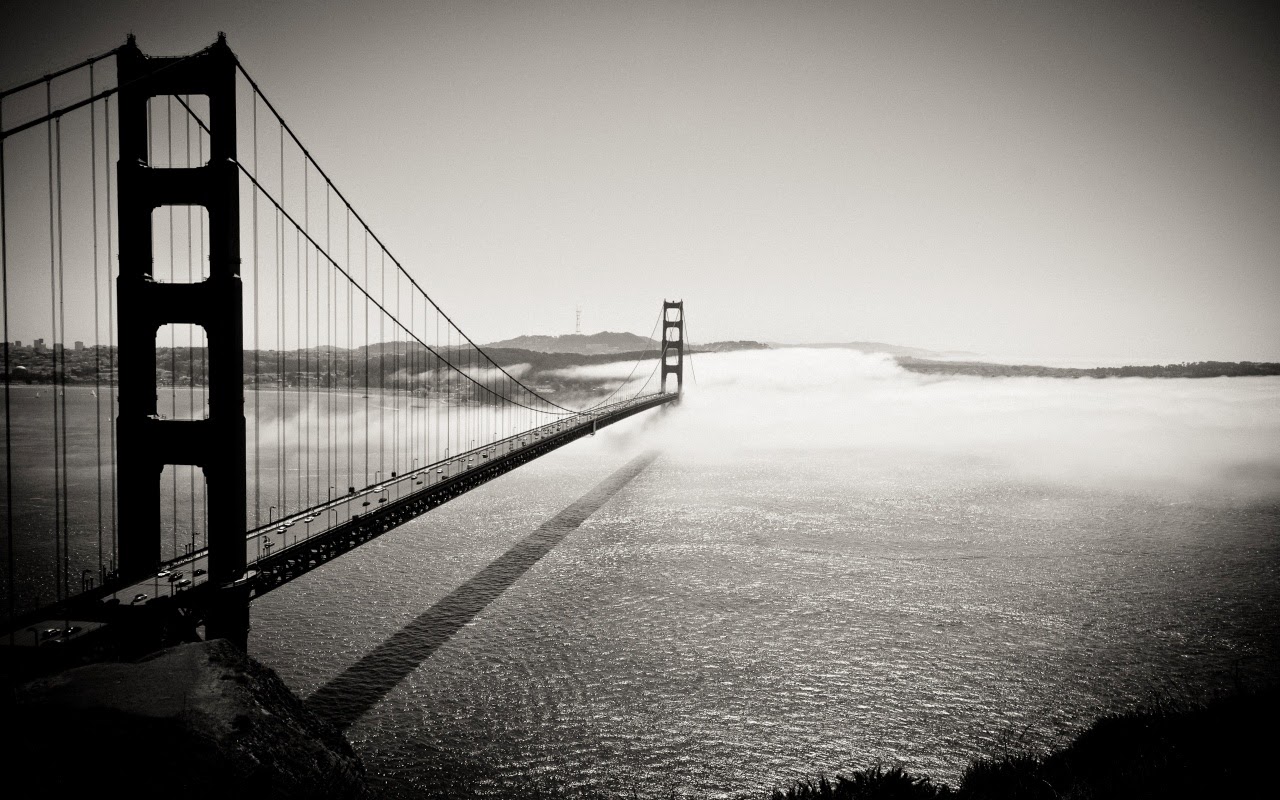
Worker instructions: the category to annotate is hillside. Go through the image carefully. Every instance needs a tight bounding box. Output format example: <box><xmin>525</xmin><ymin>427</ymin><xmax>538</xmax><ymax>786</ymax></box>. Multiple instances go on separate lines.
<box><xmin>483</xmin><ymin>331</ymin><xmax>657</xmax><ymax>355</ymax></box>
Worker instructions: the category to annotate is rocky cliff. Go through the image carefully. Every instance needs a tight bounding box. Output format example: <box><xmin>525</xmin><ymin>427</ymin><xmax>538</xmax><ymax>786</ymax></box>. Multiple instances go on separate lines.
<box><xmin>10</xmin><ymin>639</ymin><xmax>369</xmax><ymax>799</ymax></box>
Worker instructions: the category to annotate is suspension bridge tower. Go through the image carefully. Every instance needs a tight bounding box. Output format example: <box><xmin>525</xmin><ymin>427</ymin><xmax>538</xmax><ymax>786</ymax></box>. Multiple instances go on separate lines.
<box><xmin>661</xmin><ymin>300</ymin><xmax>684</xmax><ymax>396</ymax></box>
<box><xmin>115</xmin><ymin>34</ymin><xmax>249</xmax><ymax>646</ymax></box>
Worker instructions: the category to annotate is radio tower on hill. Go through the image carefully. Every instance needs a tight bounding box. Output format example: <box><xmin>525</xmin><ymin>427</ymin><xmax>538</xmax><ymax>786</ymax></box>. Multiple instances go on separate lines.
<box><xmin>576</xmin><ymin>306</ymin><xmax>582</xmax><ymax>334</ymax></box>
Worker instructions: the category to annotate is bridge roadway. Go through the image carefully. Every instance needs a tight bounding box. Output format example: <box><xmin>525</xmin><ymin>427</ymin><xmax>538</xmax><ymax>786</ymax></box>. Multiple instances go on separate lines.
<box><xmin>7</xmin><ymin>391</ymin><xmax>677</xmax><ymax>649</ymax></box>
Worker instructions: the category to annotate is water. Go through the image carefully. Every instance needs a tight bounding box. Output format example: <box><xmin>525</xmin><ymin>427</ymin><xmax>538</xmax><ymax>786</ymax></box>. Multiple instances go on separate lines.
<box><xmin>243</xmin><ymin>350</ymin><xmax>1280</xmax><ymax>797</ymax></box>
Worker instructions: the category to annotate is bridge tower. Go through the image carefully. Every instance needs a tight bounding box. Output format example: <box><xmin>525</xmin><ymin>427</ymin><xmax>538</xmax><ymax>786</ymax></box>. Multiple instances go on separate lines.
<box><xmin>115</xmin><ymin>35</ymin><xmax>248</xmax><ymax>646</ymax></box>
<box><xmin>661</xmin><ymin>300</ymin><xmax>684</xmax><ymax>396</ymax></box>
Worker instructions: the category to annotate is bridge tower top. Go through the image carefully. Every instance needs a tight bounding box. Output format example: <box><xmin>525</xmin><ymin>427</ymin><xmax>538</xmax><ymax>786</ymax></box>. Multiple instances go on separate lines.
<box><xmin>661</xmin><ymin>300</ymin><xmax>684</xmax><ymax>396</ymax></box>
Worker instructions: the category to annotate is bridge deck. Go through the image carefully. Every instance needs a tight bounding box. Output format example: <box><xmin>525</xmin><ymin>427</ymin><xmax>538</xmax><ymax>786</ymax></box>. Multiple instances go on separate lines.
<box><xmin>2</xmin><ymin>392</ymin><xmax>675</xmax><ymax>658</ymax></box>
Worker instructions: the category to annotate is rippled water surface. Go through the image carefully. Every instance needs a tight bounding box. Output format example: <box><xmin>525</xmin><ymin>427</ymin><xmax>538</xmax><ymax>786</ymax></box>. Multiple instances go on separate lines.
<box><xmin>249</xmin><ymin>353</ymin><xmax>1280</xmax><ymax>798</ymax></box>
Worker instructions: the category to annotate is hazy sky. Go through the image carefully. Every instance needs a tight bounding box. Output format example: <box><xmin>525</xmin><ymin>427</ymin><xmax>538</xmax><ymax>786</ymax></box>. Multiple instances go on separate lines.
<box><xmin>2</xmin><ymin>0</ymin><xmax>1277</xmax><ymax>360</ymax></box>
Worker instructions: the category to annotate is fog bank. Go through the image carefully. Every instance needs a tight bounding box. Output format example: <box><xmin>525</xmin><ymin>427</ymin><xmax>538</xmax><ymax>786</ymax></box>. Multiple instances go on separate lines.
<box><xmin>598</xmin><ymin>349</ymin><xmax>1280</xmax><ymax>497</ymax></box>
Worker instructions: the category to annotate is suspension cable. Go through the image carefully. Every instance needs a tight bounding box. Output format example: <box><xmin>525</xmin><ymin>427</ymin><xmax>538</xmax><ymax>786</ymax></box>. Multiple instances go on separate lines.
<box><xmin>579</xmin><ymin>307</ymin><xmax>665</xmax><ymax>409</ymax></box>
<box><xmin>1</xmin><ymin>45</ymin><xmax>210</xmax><ymax>141</ymax></box>
<box><xmin>683</xmin><ymin>315</ymin><xmax>698</xmax><ymax>385</ymax></box>
<box><xmin>229</xmin><ymin>58</ymin><xmax>578</xmax><ymax>413</ymax></box>
<box><xmin>236</xmin><ymin>165</ymin><xmax>574</xmax><ymax>414</ymax></box>
<box><xmin>170</xmin><ymin>83</ymin><xmax>668</xmax><ymax>419</ymax></box>
<box><xmin>0</xmin><ymin>45</ymin><xmax>120</xmax><ymax>100</ymax></box>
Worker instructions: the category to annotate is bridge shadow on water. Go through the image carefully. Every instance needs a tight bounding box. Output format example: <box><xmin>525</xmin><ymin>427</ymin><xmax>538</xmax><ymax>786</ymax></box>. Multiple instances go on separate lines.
<box><xmin>306</xmin><ymin>450</ymin><xmax>660</xmax><ymax>731</ymax></box>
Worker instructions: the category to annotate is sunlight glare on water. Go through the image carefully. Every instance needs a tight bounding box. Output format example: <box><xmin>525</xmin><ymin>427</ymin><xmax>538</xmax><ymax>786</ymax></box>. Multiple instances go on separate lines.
<box><xmin>250</xmin><ymin>350</ymin><xmax>1280</xmax><ymax>798</ymax></box>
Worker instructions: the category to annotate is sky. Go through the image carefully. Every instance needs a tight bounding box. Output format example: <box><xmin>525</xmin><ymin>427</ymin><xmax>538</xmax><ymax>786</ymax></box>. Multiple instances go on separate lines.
<box><xmin>1</xmin><ymin>0</ymin><xmax>1278</xmax><ymax>361</ymax></box>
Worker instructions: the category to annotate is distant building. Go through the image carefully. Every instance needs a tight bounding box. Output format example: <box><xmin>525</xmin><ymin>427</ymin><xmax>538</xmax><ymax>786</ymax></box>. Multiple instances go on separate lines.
<box><xmin>74</xmin><ymin>341</ymin><xmax>84</xmax><ymax>351</ymax></box>
<box><xmin>34</xmin><ymin>338</ymin><xmax>46</xmax><ymax>353</ymax></box>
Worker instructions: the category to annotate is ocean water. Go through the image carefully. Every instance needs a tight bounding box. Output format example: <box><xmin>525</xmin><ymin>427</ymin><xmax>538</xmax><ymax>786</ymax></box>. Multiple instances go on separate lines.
<box><xmin>244</xmin><ymin>351</ymin><xmax>1280</xmax><ymax>797</ymax></box>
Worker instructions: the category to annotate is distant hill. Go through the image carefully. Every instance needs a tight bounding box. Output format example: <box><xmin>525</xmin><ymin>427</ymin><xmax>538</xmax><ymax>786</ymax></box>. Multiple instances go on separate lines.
<box><xmin>897</xmin><ymin>357</ymin><xmax>1280</xmax><ymax>379</ymax></box>
<box><xmin>696</xmin><ymin>340</ymin><xmax>771</xmax><ymax>353</ymax></box>
<box><xmin>483</xmin><ymin>331</ymin><xmax>657</xmax><ymax>355</ymax></box>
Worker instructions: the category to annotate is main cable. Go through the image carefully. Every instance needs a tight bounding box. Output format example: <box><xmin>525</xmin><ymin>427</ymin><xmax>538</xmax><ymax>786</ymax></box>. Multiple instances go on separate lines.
<box><xmin>580</xmin><ymin>307</ymin><xmax>665</xmax><ymax>410</ymax></box>
<box><xmin>229</xmin><ymin>59</ymin><xmax>577</xmax><ymax>414</ymax></box>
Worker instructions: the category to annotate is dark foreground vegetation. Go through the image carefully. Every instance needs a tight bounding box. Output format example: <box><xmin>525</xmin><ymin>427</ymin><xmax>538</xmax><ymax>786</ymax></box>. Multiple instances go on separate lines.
<box><xmin>770</xmin><ymin>688</ymin><xmax>1278</xmax><ymax>800</ymax></box>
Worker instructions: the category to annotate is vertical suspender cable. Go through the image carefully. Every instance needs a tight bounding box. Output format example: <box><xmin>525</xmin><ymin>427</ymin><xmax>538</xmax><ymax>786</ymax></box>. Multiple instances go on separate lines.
<box><xmin>56</xmin><ymin>114</ymin><xmax>70</xmax><ymax>606</ymax></box>
<box><xmin>304</xmin><ymin>159</ymin><xmax>309</xmax><ymax>509</ymax></box>
<box><xmin>326</xmin><ymin>186</ymin><xmax>332</xmax><ymax>508</ymax></box>
<box><xmin>683</xmin><ymin>316</ymin><xmax>698</xmax><ymax>386</ymax></box>
<box><xmin>363</xmin><ymin>229</ymin><xmax>368</xmax><ymax>486</ymax></box>
<box><xmin>105</xmin><ymin>91</ymin><xmax>117</xmax><ymax>576</ymax></box>
<box><xmin>278</xmin><ymin>122</ymin><xmax>285</xmax><ymax>518</ymax></box>
<box><xmin>90</xmin><ymin>67</ymin><xmax>106</xmax><ymax>581</ymax></box>
<box><xmin>295</xmin><ymin>224</ymin><xmax>301</xmax><ymax>512</ymax></box>
<box><xmin>435</xmin><ymin>310</ymin><xmax>439</xmax><ymax>465</ymax></box>
<box><xmin>0</xmin><ymin>94</ymin><xmax>13</xmax><ymax>634</ymax></box>
<box><xmin>376</xmin><ymin>249</ymin><xmax>381</xmax><ymax>483</ymax></box>
<box><xmin>46</xmin><ymin>84</ymin><xmax>62</xmax><ymax>603</ymax></box>
<box><xmin>252</xmin><ymin>90</ymin><xmax>260</xmax><ymax>529</ymax></box>
<box><xmin>303</xmin><ymin>237</ymin><xmax>309</xmax><ymax>514</ymax></box>
<box><xmin>392</xmin><ymin>266</ymin><xmax>398</xmax><ymax>475</ymax></box>
<box><xmin>91</xmin><ymin>67</ymin><xmax>104</xmax><ymax>582</ymax></box>
<box><xmin>346</xmin><ymin>209</ymin><xmax>351</xmax><ymax>494</ymax></box>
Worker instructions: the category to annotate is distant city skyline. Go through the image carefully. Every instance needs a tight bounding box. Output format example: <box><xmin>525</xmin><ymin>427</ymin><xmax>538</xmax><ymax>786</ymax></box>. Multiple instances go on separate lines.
<box><xmin>3</xmin><ymin>0</ymin><xmax>1277</xmax><ymax>361</ymax></box>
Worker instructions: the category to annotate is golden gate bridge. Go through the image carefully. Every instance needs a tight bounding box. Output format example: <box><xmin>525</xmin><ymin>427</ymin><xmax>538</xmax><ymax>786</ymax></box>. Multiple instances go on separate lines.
<box><xmin>0</xmin><ymin>35</ymin><xmax>687</xmax><ymax>667</ymax></box>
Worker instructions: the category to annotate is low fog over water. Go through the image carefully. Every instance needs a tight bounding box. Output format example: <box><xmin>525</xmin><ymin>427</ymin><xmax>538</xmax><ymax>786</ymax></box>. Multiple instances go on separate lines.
<box><xmin>586</xmin><ymin>349</ymin><xmax>1280</xmax><ymax>495</ymax></box>
<box><xmin>250</xmin><ymin>349</ymin><xmax>1280</xmax><ymax>797</ymax></box>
